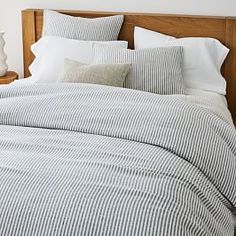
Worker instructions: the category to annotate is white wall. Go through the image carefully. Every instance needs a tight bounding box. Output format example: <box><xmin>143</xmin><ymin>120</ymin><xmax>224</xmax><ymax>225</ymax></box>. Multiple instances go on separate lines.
<box><xmin>1</xmin><ymin>0</ymin><xmax>236</xmax><ymax>78</ymax></box>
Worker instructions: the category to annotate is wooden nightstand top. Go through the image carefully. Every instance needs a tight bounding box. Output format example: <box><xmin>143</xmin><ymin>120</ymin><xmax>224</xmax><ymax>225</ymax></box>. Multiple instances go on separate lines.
<box><xmin>0</xmin><ymin>71</ymin><xmax>18</xmax><ymax>84</ymax></box>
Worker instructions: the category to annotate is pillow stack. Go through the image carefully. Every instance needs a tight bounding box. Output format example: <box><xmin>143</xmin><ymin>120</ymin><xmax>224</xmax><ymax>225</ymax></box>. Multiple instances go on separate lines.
<box><xmin>29</xmin><ymin>10</ymin><xmax>229</xmax><ymax>96</ymax></box>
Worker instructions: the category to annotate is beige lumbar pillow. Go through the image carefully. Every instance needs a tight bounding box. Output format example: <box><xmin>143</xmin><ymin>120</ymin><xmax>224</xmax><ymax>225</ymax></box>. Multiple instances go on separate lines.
<box><xmin>58</xmin><ymin>58</ymin><xmax>131</xmax><ymax>88</ymax></box>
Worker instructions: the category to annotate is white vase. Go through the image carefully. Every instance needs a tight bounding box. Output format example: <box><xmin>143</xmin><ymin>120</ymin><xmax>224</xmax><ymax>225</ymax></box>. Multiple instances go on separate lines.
<box><xmin>0</xmin><ymin>32</ymin><xmax>8</xmax><ymax>76</ymax></box>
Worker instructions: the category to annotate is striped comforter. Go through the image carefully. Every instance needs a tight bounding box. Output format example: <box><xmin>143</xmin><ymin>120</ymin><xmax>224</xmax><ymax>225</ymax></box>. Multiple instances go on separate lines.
<box><xmin>0</xmin><ymin>84</ymin><xmax>235</xmax><ymax>236</ymax></box>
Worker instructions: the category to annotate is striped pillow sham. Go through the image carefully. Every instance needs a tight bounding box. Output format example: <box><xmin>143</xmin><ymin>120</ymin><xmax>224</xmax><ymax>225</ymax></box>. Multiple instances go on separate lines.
<box><xmin>43</xmin><ymin>10</ymin><xmax>124</xmax><ymax>41</ymax></box>
<box><xmin>93</xmin><ymin>45</ymin><xmax>185</xmax><ymax>95</ymax></box>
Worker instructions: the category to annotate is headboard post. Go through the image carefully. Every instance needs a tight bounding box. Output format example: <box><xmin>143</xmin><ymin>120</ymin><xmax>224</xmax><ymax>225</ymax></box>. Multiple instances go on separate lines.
<box><xmin>22</xmin><ymin>10</ymin><xmax>37</xmax><ymax>78</ymax></box>
<box><xmin>225</xmin><ymin>18</ymin><xmax>236</xmax><ymax>125</ymax></box>
<box><xmin>21</xmin><ymin>9</ymin><xmax>236</xmax><ymax>125</ymax></box>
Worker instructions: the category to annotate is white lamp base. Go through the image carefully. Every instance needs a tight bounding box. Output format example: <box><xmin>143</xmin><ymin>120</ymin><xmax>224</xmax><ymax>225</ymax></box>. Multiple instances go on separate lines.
<box><xmin>0</xmin><ymin>69</ymin><xmax>7</xmax><ymax>77</ymax></box>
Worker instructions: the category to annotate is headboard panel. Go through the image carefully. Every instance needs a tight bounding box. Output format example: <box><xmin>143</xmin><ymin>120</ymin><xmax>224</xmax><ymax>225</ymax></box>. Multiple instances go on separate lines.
<box><xmin>22</xmin><ymin>9</ymin><xmax>236</xmax><ymax>125</ymax></box>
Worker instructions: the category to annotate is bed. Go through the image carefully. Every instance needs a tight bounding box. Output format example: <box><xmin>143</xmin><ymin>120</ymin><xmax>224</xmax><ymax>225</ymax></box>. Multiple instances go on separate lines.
<box><xmin>0</xmin><ymin>9</ymin><xmax>235</xmax><ymax>236</ymax></box>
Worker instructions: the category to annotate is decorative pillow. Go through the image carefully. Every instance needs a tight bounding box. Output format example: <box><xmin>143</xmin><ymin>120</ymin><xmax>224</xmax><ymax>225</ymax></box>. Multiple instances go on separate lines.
<box><xmin>134</xmin><ymin>26</ymin><xmax>229</xmax><ymax>95</ymax></box>
<box><xmin>43</xmin><ymin>10</ymin><xmax>124</xmax><ymax>41</ymax></box>
<box><xmin>29</xmin><ymin>36</ymin><xmax>128</xmax><ymax>83</ymax></box>
<box><xmin>93</xmin><ymin>45</ymin><xmax>185</xmax><ymax>95</ymax></box>
<box><xmin>58</xmin><ymin>59</ymin><xmax>131</xmax><ymax>87</ymax></box>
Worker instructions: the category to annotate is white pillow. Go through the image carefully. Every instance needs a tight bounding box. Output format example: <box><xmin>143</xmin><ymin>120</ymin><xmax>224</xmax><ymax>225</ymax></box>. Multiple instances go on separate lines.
<box><xmin>134</xmin><ymin>27</ymin><xmax>229</xmax><ymax>95</ymax></box>
<box><xmin>29</xmin><ymin>36</ymin><xmax>128</xmax><ymax>83</ymax></box>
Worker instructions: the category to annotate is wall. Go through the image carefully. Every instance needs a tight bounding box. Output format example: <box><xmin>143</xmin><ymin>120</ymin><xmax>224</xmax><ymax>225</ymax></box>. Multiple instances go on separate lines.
<box><xmin>0</xmin><ymin>0</ymin><xmax>236</xmax><ymax>78</ymax></box>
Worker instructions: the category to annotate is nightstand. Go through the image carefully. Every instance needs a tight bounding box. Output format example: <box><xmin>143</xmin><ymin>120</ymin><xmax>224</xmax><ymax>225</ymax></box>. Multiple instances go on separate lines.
<box><xmin>0</xmin><ymin>71</ymin><xmax>18</xmax><ymax>84</ymax></box>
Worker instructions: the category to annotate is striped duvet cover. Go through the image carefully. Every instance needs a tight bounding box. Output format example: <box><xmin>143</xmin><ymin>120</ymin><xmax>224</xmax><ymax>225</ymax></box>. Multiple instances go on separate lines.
<box><xmin>0</xmin><ymin>83</ymin><xmax>235</xmax><ymax>236</ymax></box>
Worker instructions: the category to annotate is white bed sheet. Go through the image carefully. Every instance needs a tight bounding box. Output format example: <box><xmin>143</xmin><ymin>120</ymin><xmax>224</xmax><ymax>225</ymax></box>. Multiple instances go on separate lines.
<box><xmin>184</xmin><ymin>88</ymin><xmax>234</xmax><ymax>127</ymax></box>
<box><xmin>9</xmin><ymin>78</ymin><xmax>235</xmax><ymax>128</ymax></box>
<box><xmin>11</xmin><ymin>76</ymin><xmax>38</xmax><ymax>85</ymax></box>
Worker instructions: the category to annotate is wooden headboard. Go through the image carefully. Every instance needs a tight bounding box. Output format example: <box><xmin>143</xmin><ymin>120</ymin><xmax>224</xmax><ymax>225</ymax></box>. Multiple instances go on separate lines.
<box><xmin>21</xmin><ymin>9</ymin><xmax>236</xmax><ymax>125</ymax></box>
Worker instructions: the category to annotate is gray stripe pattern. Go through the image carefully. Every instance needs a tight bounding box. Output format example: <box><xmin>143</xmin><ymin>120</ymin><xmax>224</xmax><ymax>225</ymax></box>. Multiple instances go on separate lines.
<box><xmin>43</xmin><ymin>10</ymin><xmax>124</xmax><ymax>41</ymax></box>
<box><xmin>94</xmin><ymin>45</ymin><xmax>185</xmax><ymax>94</ymax></box>
<box><xmin>0</xmin><ymin>84</ymin><xmax>235</xmax><ymax>236</ymax></box>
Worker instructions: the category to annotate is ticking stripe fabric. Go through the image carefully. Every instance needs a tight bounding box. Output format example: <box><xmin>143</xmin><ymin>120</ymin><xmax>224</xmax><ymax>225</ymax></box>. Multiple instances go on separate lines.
<box><xmin>43</xmin><ymin>10</ymin><xmax>124</xmax><ymax>41</ymax></box>
<box><xmin>0</xmin><ymin>84</ymin><xmax>235</xmax><ymax>236</ymax></box>
<box><xmin>94</xmin><ymin>45</ymin><xmax>185</xmax><ymax>95</ymax></box>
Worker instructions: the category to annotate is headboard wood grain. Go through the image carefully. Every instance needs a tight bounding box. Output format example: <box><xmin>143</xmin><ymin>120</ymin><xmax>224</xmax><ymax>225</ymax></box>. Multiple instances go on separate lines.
<box><xmin>22</xmin><ymin>9</ymin><xmax>236</xmax><ymax>125</ymax></box>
